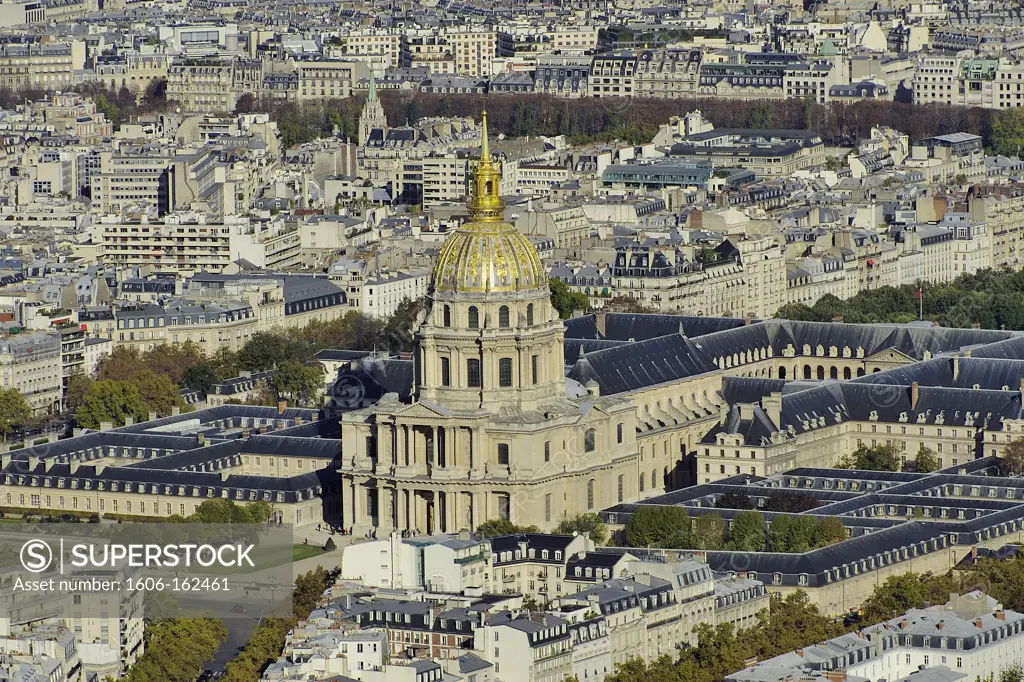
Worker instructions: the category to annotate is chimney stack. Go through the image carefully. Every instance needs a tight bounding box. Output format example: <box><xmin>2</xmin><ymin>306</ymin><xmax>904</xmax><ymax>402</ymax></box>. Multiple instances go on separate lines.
<box><xmin>911</xmin><ymin>381</ymin><xmax>920</xmax><ymax>410</ymax></box>
<box><xmin>953</xmin><ymin>355</ymin><xmax>960</xmax><ymax>381</ymax></box>
<box><xmin>278</xmin><ymin>400</ymin><xmax>287</xmax><ymax>415</ymax></box>
<box><xmin>197</xmin><ymin>433</ymin><xmax>206</xmax><ymax>447</ymax></box>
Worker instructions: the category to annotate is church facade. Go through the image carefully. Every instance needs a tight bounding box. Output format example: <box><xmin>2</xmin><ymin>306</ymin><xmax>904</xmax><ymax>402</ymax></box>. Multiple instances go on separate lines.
<box><xmin>338</xmin><ymin>113</ymin><xmax>662</xmax><ymax>534</ymax></box>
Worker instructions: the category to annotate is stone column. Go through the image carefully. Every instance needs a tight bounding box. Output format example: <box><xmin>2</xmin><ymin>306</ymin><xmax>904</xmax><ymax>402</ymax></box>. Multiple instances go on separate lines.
<box><xmin>346</xmin><ymin>479</ymin><xmax>357</xmax><ymax>528</ymax></box>
<box><xmin>432</xmin><ymin>426</ymin><xmax>439</xmax><ymax>467</ymax></box>
<box><xmin>448</xmin><ymin>427</ymin><xmax>457</xmax><ymax>468</ymax></box>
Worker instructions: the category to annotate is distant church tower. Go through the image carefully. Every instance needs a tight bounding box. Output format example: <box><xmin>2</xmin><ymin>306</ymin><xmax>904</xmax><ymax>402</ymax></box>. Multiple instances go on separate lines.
<box><xmin>358</xmin><ymin>73</ymin><xmax>387</xmax><ymax>146</ymax></box>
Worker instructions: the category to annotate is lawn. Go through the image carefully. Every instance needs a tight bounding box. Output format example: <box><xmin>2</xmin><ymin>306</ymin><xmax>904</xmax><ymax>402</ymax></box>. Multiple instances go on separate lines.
<box><xmin>292</xmin><ymin>544</ymin><xmax>328</xmax><ymax>562</ymax></box>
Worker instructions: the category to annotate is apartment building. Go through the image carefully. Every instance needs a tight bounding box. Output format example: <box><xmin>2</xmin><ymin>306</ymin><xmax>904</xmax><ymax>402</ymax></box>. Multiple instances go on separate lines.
<box><xmin>167</xmin><ymin>57</ymin><xmax>261</xmax><ymax>113</ymax></box>
<box><xmin>729</xmin><ymin>592</ymin><xmax>1024</xmax><ymax>682</ymax></box>
<box><xmin>534</xmin><ymin>55</ymin><xmax>591</xmax><ymax>98</ymax></box>
<box><xmin>448</xmin><ymin>28</ymin><xmax>511</xmax><ymax>77</ymax></box>
<box><xmin>633</xmin><ymin>49</ymin><xmax>702</xmax><ymax>99</ymax></box>
<box><xmin>360</xmin><ymin>270</ymin><xmax>430</xmax><ymax>318</ymax></box>
<box><xmin>0</xmin><ymin>42</ymin><xmax>81</xmax><ymax>91</ymax></box>
<box><xmin>0</xmin><ymin>331</ymin><xmax>61</xmax><ymax>414</ymax></box>
<box><xmin>421</xmin><ymin>156</ymin><xmax>469</xmax><ymax>208</ymax></box>
<box><xmin>293</xmin><ymin>59</ymin><xmax>364</xmax><ymax>101</ymax></box>
<box><xmin>92</xmin><ymin>214</ymin><xmax>301</xmax><ymax>274</ymax></box>
<box><xmin>89</xmin><ymin>148</ymin><xmax>176</xmax><ymax>216</ymax></box>
<box><xmin>589</xmin><ymin>52</ymin><xmax>637</xmax><ymax>97</ymax></box>
<box><xmin>113</xmin><ymin>300</ymin><xmax>257</xmax><ymax>354</ymax></box>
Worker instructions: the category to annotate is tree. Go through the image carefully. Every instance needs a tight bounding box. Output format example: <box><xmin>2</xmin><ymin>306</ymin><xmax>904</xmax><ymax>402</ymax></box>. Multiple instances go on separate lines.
<box><xmin>624</xmin><ymin>507</ymin><xmax>690</xmax><ymax>548</ymax></box>
<box><xmin>134</xmin><ymin>370</ymin><xmax>184</xmax><ymax>417</ymax></box>
<box><xmin>692</xmin><ymin>513</ymin><xmax>725</xmax><ymax>550</ymax></box>
<box><xmin>860</xmin><ymin>572</ymin><xmax>955</xmax><ymax>623</ymax></box>
<box><xmin>272</xmin><ymin>361</ymin><xmax>325</xmax><ymax>407</ymax></box>
<box><xmin>245</xmin><ymin>501</ymin><xmax>273</xmax><ymax>524</ymax></box>
<box><xmin>728</xmin><ymin>510</ymin><xmax>766</xmax><ymax>551</ymax></box>
<box><xmin>238</xmin><ymin>332</ymin><xmax>288</xmax><ymax>372</ymax></box>
<box><xmin>990</xmin><ymin>107</ymin><xmax>1024</xmax><ymax>157</ymax></box>
<box><xmin>383</xmin><ymin>297</ymin><xmax>425</xmax><ymax>352</ymax></box>
<box><xmin>602</xmin><ymin>296</ymin><xmax>654</xmax><ymax>313</ymax></box>
<box><xmin>549</xmin><ymin>278</ymin><xmax>589</xmax><ymax>319</ymax></box>
<box><xmin>181</xmin><ymin>363</ymin><xmax>218</xmax><ymax>394</ymax></box>
<box><xmin>1001</xmin><ymin>438</ymin><xmax>1024</xmax><ymax>476</ymax></box>
<box><xmin>75</xmin><ymin>380</ymin><xmax>147</xmax><ymax>429</ymax></box>
<box><xmin>65</xmin><ymin>373</ymin><xmax>94</xmax><ymax>411</ymax></box>
<box><xmin>245</xmin><ymin>380</ymin><xmax>279</xmax><ymax>407</ymax></box>
<box><xmin>841</xmin><ymin>443</ymin><xmax>902</xmax><ymax>471</ymax></box>
<box><xmin>555</xmin><ymin>513</ymin><xmax>608</xmax><ymax>544</ymax></box>
<box><xmin>812</xmin><ymin>517</ymin><xmax>848</xmax><ymax>548</ymax></box>
<box><xmin>785</xmin><ymin>516</ymin><xmax>819</xmax><ymax>553</ymax></box>
<box><xmin>747</xmin><ymin>101</ymin><xmax>774</xmax><ymax>129</ymax></box>
<box><xmin>475</xmin><ymin>518</ymin><xmax>540</xmax><ymax>538</ymax></box>
<box><xmin>715</xmin><ymin>492</ymin><xmax>754</xmax><ymax>510</ymax></box>
<box><xmin>142</xmin><ymin>343</ymin><xmax>203</xmax><ymax>385</ymax></box>
<box><xmin>763</xmin><ymin>490</ymin><xmax>820</xmax><ymax>513</ymax></box>
<box><xmin>767</xmin><ymin>515</ymin><xmax>794</xmax><ymax>552</ymax></box>
<box><xmin>913</xmin><ymin>444</ymin><xmax>940</xmax><ymax>473</ymax></box>
<box><xmin>0</xmin><ymin>388</ymin><xmax>31</xmax><ymax>437</ymax></box>
<box><xmin>96</xmin><ymin>346</ymin><xmax>146</xmax><ymax>381</ymax></box>
<box><xmin>120</xmin><ymin>618</ymin><xmax>227</xmax><ymax>682</ymax></box>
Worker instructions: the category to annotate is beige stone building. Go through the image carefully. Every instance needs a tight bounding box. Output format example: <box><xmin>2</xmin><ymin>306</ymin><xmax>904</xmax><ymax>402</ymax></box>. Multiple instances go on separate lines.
<box><xmin>340</xmin><ymin>114</ymin><xmax>662</xmax><ymax>534</ymax></box>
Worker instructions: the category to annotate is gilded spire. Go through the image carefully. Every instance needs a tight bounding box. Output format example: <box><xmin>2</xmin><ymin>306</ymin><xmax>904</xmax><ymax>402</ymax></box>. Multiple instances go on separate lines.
<box><xmin>467</xmin><ymin>108</ymin><xmax>504</xmax><ymax>222</ymax></box>
<box><xmin>480</xmin><ymin>108</ymin><xmax>489</xmax><ymax>162</ymax></box>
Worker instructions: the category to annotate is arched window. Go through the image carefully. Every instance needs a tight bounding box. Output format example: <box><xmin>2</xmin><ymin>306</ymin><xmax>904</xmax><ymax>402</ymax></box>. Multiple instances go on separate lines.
<box><xmin>804</xmin><ymin>365</ymin><xmax>812</xmax><ymax>380</ymax></box>
<box><xmin>527</xmin><ymin>303</ymin><xmax>534</xmax><ymax>326</ymax></box>
<box><xmin>652</xmin><ymin>468</ymin><xmax>657</xmax><ymax>489</ymax></box>
<box><xmin>443</xmin><ymin>305</ymin><xmax>451</xmax><ymax>327</ymax></box>
<box><xmin>616</xmin><ymin>423</ymin><xmax>623</xmax><ymax>443</ymax></box>
<box><xmin>584</xmin><ymin>428</ymin><xmax>596</xmax><ymax>453</ymax></box>
<box><xmin>816</xmin><ymin>366</ymin><xmax>825</xmax><ymax>380</ymax></box>
<box><xmin>499</xmin><ymin>358</ymin><xmax>513</xmax><ymax>387</ymax></box>
<box><xmin>843</xmin><ymin>367</ymin><xmax>852</xmax><ymax>380</ymax></box>
<box><xmin>499</xmin><ymin>305</ymin><xmax>510</xmax><ymax>328</ymax></box>
<box><xmin>440</xmin><ymin>357</ymin><xmax>450</xmax><ymax>386</ymax></box>
<box><xmin>468</xmin><ymin>306</ymin><xmax>479</xmax><ymax>329</ymax></box>
<box><xmin>587</xmin><ymin>479</ymin><xmax>595</xmax><ymax>509</ymax></box>
<box><xmin>779</xmin><ymin>366</ymin><xmax>787</xmax><ymax>380</ymax></box>
<box><xmin>467</xmin><ymin>359</ymin><xmax>481</xmax><ymax>387</ymax></box>
<box><xmin>639</xmin><ymin>473</ymin><xmax>645</xmax><ymax>492</ymax></box>
<box><xmin>829</xmin><ymin>366</ymin><xmax>838</xmax><ymax>380</ymax></box>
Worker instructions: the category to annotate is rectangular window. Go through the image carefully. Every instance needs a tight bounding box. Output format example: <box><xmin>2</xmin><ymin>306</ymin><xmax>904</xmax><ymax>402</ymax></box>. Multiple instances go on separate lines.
<box><xmin>531</xmin><ymin>355</ymin><xmax>538</xmax><ymax>384</ymax></box>
<box><xmin>617</xmin><ymin>474</ymin><xmax>624</xmax><ymax>502</ymax></box>
<box><xmin>441</xmin><ymin>357</ymin><xmax>450</xmax><ymax>386</ymax></box>
<box><xmin>545</xmin><ymin>493</ymin><xmax>551</xmax><ymax>522</ymax></box>
<box><xmin>497</xmin><ymin>444</ymin><xmax>509</xmax><ymax>465</ymax></box>
<box><xmin>544</xmin><ymin>441</ymin><xmax>551</xmax><ymax>462</ymax></box>
<box><xmin>499</xmin><ymin>358</ymin><xmax>513</xmax><ymax>388</ymax></box>
<box><xmin>467</xmin><ymin>359</ymin><xmax>481</xmax><ymax>387</ymax></box>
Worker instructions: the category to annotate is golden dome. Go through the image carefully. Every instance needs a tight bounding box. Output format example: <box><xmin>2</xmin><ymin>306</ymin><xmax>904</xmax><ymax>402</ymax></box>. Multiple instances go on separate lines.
<box><xmin>431</xmin><ymin>111</ymin><xmax>547</xmax><ymax>294</ymax></box>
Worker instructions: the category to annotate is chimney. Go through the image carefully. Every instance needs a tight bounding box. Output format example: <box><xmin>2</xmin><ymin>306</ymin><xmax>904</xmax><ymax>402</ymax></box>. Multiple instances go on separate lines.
<box><xmin>241</xmin><ymin>427</ymin><xmax>251</xmax><ymax>438</ymax></box>
<box><xmin>70</xmin><ymin>460</ymin><xmax>80</xmax><ymax>474</ymax></box>
<box><xmin>796</xmin><ymin>649</ymin><xmax>804</xmax><ymax>657</ymax></box>
<box><xmin>997</xmin><ymin>611</ymin><xmax>1006</xmax><ymax>621</ymax></box>
<box><xmin>27</xmin><ymin>455</ymin><xmax>39</xmax><ymax>471</ymax></box>
<box><xmin>953</xmin><ymin>355</ymin><xmax>960</xmax><ymax>381</ymax></box>
<box><xmin>124</xmin><ymin>416</ymin><xmax>134</xmax><ymax>427</ymax></box>
<box><xmin>171</xmin><ymin>406</ymin><xmax>181</xmax><ymax>416</ymax></box>
<box><xmin>911</xmin><ymin>381</ymin><xmax>919</xmax><ymax>410</ymax></box>
<box><xmin>971</xmin><ymin>545</ymin><xmax>978</xmax><ymax>560</ymax></box>
<box><xmin>93</xmin><ymin>460</ymin><xmax>106</xmax><ymax>475</ymax></box>
<box><xmin>197</xmin><ymin>433</ymin><xmax>206</xmax><ymax>446</ymax></box>
<box><xmin>220</xmin><ymin>470</ymin><xmax>229</xmax><ymax>481</ymax></box>
<box><xmin>99</xmin><ymin>421</ymin><xmax>113</xmax><ymax>432</ymax></box>
<box><xmin>937</xmin><ymin>621</ymin><xmax>944</xmax><ymax>630</ymax></box>
<box><xmin>762</xmin><ymin>391</ymin><xmax>783</xmax><ymax>429</ymax></box>
<box><xmin>278</xmin><ymin>400</ymin><xmax>287</xmax><ymax>415</ymax></box>
<box><xmin>148</xmin><ymin>411</ymin><xmax>157</xmax><ymax>422</ymax></box>
<box><xmin>295</xmin><ymin>417</ymin><xmax>304</xmax><ymax>425</ymax></box>
<box><xmin>899</xmin><ymin>620</ymin><xmax>908</xmax><ymax>629</ymax></box>
<box><xmin>975</xmin><ymin>618</ymin><xmax>983</xmax><ymax>629</ymax></box>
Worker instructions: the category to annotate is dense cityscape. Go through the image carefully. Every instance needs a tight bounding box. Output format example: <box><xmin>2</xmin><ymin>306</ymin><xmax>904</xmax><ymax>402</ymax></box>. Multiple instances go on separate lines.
<box><xmin>3</xmin><ymin>1</ymin><xmax>1024</xmax><ymax>682</ymax></box>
